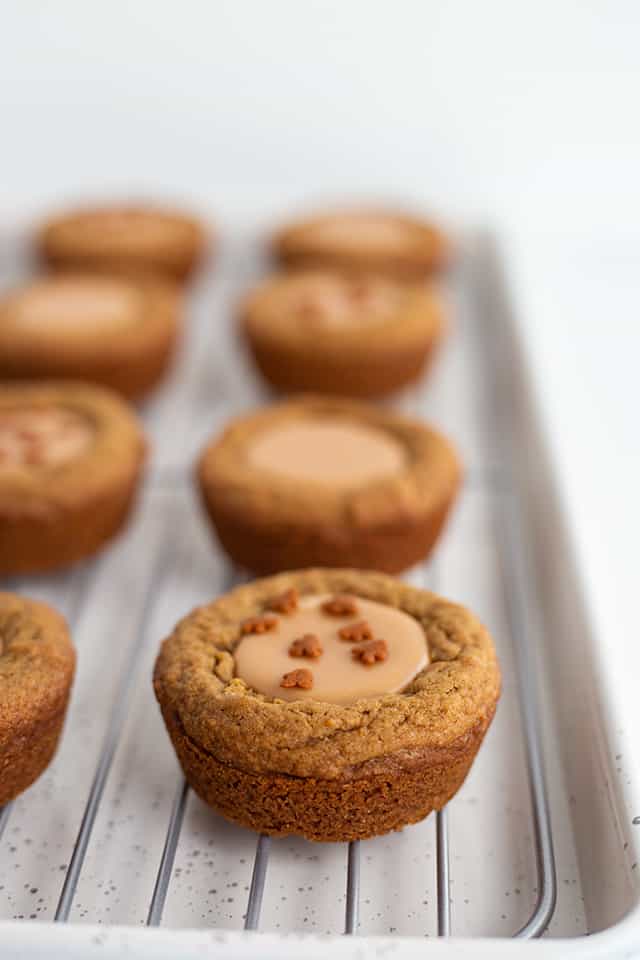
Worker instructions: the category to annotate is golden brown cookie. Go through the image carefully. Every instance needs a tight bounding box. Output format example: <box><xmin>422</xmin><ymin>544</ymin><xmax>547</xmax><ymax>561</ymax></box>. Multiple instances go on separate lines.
<box><xmin>153</xmin><ymin>568</ymin><xmax>500</xmax><ymax>841</ymax></box>
<box><xmin>273</xmin><ymin>209</ymin><xmax>450</xmax><ymax>279</ymax></box>
<box><xmin>38</xmin><ymin>204</ymin><xmax>207</xmax><ymax>282</ymax></box>
<box><xmin>0</xmin><ymin>275</ymin><xmax>182</xmax><ymax>401</ymax></box>
<box><xmin>0</xmin><ymin>592</ymin><xmax>76</xmax><ymax>805</ymax></box>
<box><xmin>240</xmin><ymin>269</ymin><xmax>445</xmax><ymax>397</ymax></box>
<box><xmin>197</xmin><ymin>397</ymin><xmax>461</xmax><ymax>574</ymax></box>
<box><xmin>0</xmin><ymin>382</ymin><xmax>146</xmax><ymax>575</ymax></box>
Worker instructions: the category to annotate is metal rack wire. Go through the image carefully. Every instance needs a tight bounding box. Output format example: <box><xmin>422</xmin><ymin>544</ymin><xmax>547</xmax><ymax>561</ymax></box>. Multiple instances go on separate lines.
<box><xmin>0</xmin><ymin>236</ymin><xmax>558</xmax><ymax>941</ymax></box>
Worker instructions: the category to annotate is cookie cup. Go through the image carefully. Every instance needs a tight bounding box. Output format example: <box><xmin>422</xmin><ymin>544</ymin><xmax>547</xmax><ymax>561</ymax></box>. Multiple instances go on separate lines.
<box><xmin>0</xmin><ymin>593</ymin><xmax>76</xmax><ymax>805</ymax></box>
<box><xmin>153</xmin><ymin>569</ymin><xmax>500</xmax><ymax>841</ymax></box>
<box><xmin>197</xmin><ymin>397</ymin><xmax>461</xmax><ymax>575</ymax></box>
<box><xmin>38</xmin><ymin>205</ymin><xmax>207</xmax><ymax>283</ymax></box>
<box><xmin>0</xmin><ymin>382</ymin><xmax>146</xmax><ymax>575</ymax></box>
<box><xmin>0</xmin><ymin>276</ymin><xmax>182</xmax><ymax>401</ymax></box>
<box><xmin>240</xmin><ymin>270</ymin><xmax>446</xmax><ymax>398</ymax></box>
<box><xmin>273</xmin><ymin>210</ymin><xmax>451</xmax><ymax>279</ymax></box>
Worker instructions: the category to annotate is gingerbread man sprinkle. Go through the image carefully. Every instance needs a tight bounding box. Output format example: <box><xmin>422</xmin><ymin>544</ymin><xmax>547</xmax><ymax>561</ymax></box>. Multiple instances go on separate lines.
<box><xmin>338</xmin><ymin>620</ymin><xmax>373</xmax><ymax>643</ymax></box>
<box><xmin>288</xmin><ymin>633</ymin><xmax>323</xmax><ymax>658</ymax></box>
<box><xmin>241</xmin><ymin>614</ymin><xmax>279</xmax><ymax>635</ymax></box>
<box><xmin>352</xmin><ymin>639</ymin><xmax>389</xmax><ymax>666</ymax></box>
<box><xmin>266</xmin><ymin>588</ymin><xmax>298</xmax><ymax>614</ymax></box>
<box><xmin>281</xmin><ymin>668</ymin><xmax>313</xmax><ymax>690</ymax></box>
<box><xmin>322</xmin><ymin>595</ymin><xmax>359</xmax><ymax>617</ymax></box>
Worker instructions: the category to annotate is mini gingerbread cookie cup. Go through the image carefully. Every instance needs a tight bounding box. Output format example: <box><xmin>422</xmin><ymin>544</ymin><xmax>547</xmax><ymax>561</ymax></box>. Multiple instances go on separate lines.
<box><xmin>0</xmin><ymin>382</ymin><xmax>147</xmax><ymax>575</ymax></box>
<box><xmin>272</xmin><ymin>209</ymin><xmax>451</xmax><ymax>279</ymax></box>
<box><xmin>37</xmin><ymin>204</ymin><xmax>208</xmax><ymax>283</ymax></box>
<box><xmin>240</xmin><ymin>270</ymin><xmax>446</xmax><ymax>398</ymax></box>
<box><xmin>0</xmin><ymin>592</ymin><xmax>76</xmax><ymax>805</ymax></box>
<box><xmin>0</xmin><ymin>275</ymin><xmax>182</xmax><ymax>401</ymax></box>
<box><xmin>153</xmin><ymin>569</ymin><xmax>500</xmax><ymax>842</ymax></box>
<box><xmin>197</xmin><ymin>397</ymin><xmax>461</xmax><ymax>575</ymax></box>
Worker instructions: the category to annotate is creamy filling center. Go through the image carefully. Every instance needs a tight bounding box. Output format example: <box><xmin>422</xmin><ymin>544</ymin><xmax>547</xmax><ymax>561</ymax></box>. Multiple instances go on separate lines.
<box><xmin>12</xmin><ymin>279</ymin><xmax>140</xmax><ymax>333</ymax></box>
<box><xmin>235</xmin><ymin>593</ymin><xmax>428</xmax><ymax>704</ymax></box>
<box><xmin>246</xmin><ymin>419</ymin><xmax>407</xmax><ymax>489</ymax></box>
<box><xmin>0</xmin><ymin>408</ymin><xmax>94</xmax><ymax>469</ymax></box>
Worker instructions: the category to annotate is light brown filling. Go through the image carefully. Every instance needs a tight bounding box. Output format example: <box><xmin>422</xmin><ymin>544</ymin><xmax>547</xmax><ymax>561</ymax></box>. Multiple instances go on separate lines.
<box><xmin>0</xmin><ymin>407</ymin><xmax>94</xmax><ymax>469</ymax></box>
<box><xmin>286</xmin><ymin>274</ymin><xmax>403</xmax><ymax>327</ymax></box>
<box><xmin>12</xmin><ymin>279</ymin><xmax>140</xmax><ymax>333</ymax></box>
<box><xmin>235</xmin><ymin>593</ymin><xmax>428</xmax><ymax>704</ymax></box>
<box><xmin>246</xmin><ymin>419</ymin><xmax>407</xmax><ymax>489</ymax></box>
<box><xmin>305</xmin><ymin>215</ymin><xmax>414</xmax><ymax>253</ymax></box>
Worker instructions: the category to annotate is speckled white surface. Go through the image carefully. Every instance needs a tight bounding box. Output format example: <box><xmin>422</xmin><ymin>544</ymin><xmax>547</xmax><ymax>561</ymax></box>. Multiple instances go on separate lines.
<box><xmin>0</xmin><ymin>230</ymin><xmax>638</xmax><ymax>956</ymax></box>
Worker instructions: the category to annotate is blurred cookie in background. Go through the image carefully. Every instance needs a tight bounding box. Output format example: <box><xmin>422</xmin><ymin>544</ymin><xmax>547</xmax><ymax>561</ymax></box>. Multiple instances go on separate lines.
<box><xmin>0</xmin><ymin>381</ymin><xmax>146</xmax><ymax>575</ymax></box>
<box><xmin>240</xmin><ymin>269</ymin><xmax>446</xmax><ymax>398</ymax></box>
<box><xmin>197</xmin><ymin>396</ymin><xmax>461</xmax><ymax>575</ymax></box>
<box><xmin>37</xmin><ymin>203</ymin><xmax>208</xmax><ymax>283</ymax></box>
<box><xmin>0</xmin><ymin>275</ymin><xmax>182</xmax><ymax>401</ymax></box>
<box><xmin>272</xmin><ymin>208</ymin><xmax>450</xmax><ymax>279</ymax></box>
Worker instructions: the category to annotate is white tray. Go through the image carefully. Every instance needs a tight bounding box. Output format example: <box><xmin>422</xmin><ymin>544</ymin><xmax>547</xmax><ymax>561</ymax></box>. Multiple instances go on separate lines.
<box><xmin>1</xmin><ymin>227</ymin><xmax>639</xmax><ymax>958</ymax></box>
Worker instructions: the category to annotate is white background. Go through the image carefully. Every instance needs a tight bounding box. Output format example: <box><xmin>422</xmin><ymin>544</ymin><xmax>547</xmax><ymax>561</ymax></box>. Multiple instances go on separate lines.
<box><xmin>1</xmin><ymin>0</ymin><xmax>639</xmax><ymax>653</ymax></box>
<box><xmin>0</xmin><ymin>0</ymin><xmax>638</xmax><ymax>230</ymax></box>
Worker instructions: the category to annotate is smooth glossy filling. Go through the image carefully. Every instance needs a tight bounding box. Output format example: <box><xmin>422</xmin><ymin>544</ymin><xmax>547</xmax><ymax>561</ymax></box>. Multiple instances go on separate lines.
<box><xmin>246</xmin><ymin>419</ymin><xmax>407</xmax><ymax>489</ymax></box>
<box><xmin>12</xmin><ymin>279</ymin><xmax>140</xmax><ymax>333</ymax></box>
<box><xmin>0</xmin><ymin>407</ymin><xmax>94</xmax><ymax>469</ymax></box>
<box><xmin>304</xmin><ymin>215</ymin><xmax>413</xmax><ymax>252</ymax></box>
<box><xmin>286</xmin><ymin>275</ymin><xmax>403</xmax><ymax>327</ymax></box>
<box><xmin>235</xmin><ymin>593</ymin><xmax>428</xmax><ymax>704</ymax></box>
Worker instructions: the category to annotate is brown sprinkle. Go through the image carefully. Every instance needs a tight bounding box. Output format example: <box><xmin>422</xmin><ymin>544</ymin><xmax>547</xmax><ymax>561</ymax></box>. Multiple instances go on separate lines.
<box><xmin>322</xmin><ymin>594</ymin><xmax>358</xmax><ymax>617</ymax></box>
<box><xmin>338</xmin><ymin>620</ymin><xmax>373</xmax><ymax>643</ymax></box>
<box><xmin>240</xmin><ymin>614</ymin><xmax>279</xmax><ymax>635</ymax></box>
<box><xmin>281</xmin><ymin>668</ymin><xmax>313</xmax><ymax>690</ymax></box>
<box><xmin>266</xmin><ymin>588</ymin><xmax>299</xmax><ymax>614</ymax></box>
<box><xmin>288</xmin><ymin>633</ymin><xmax>323</xmax><ymax>659</ymax></box>
<box><xmin>352</xmin><ymin>639</ymin><xmax>389</xmax><ymax>666</ymax></box>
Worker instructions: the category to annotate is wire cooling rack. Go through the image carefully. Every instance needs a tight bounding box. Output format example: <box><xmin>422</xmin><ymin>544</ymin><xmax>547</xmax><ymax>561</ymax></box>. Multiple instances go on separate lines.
<box><xmin>1</xmin><ymin>233</ymin><xmax>587</xmax><ymax>944</ymax></box>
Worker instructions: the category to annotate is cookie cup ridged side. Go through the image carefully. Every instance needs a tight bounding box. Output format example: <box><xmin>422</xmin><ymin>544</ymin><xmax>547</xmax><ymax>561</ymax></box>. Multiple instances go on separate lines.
<box><xmin>0</xmin><ymin>383</ymin><xmax>147</xmax><ymax>575</ymax></box>
<box><xmin>0</xmin><ymin>593</ymin><xmax>76</xmax><ymax>805</ymax></box>
<box><xmin>197</xmin><ymin>397</ymin><xmax>461</xmax><ymax>575</ymax></box>
<box><xmin>153</xmin><ymin>569</ymin><xmax>501</xmax><ymax>841</ymax></box>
